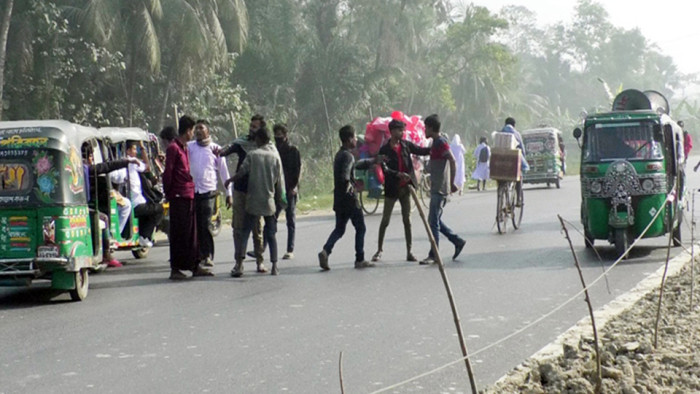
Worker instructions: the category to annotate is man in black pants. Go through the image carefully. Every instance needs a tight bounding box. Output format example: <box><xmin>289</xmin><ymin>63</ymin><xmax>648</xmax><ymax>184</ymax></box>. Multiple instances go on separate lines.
<box><xmin>273</xmin><ymin>124</ymin><xmax>301</xmax><ymax>260</ymax></box>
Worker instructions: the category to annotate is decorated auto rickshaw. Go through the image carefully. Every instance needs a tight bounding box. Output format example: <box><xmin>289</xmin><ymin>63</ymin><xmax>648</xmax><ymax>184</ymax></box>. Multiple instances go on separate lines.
<box><xmin>521</xmin><ymin>127</ymin><xmax>564</xmax><ymax>188</ymax></box>
<box><xmin>574</xmin><ymin>89</ymin><xmax>685</xmax><ymax>258</ymax></box>
<box><xmin>0</xmin><ymin>120</ymin><xmax>106</xmax><ymax>300</ymax></box>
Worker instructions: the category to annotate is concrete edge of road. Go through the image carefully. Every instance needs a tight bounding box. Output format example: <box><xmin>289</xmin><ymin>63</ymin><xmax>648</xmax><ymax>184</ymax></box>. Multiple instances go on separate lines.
<box><xmin>491</xmin><ymin>244</ymin><xmax>695</xmax><ymax>388</ymax></box>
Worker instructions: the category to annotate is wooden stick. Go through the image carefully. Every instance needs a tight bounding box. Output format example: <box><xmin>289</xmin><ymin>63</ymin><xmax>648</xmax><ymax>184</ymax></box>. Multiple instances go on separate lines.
<box><xmin>339</xmin><ymin>351</ymin><xmax>345</xmax><ymax>394</ymax></box>
<box><xmin>408</xmin><ymin>185</ymin><xmax>478</xmax><ymax>393</ymax></box>
<box><xmin>654</xmin><ymin>217</ymin><xmax>675</xmax><ymax>348</ymax></box>
<box><xmin>692</xmin><ymin>191</ymin><xmax>696</xmax><ymax>312</ymax></box>
<box><xmin>558</xmin><ymin>215</ymin><xmax>602</xmax><ymax>393</ymax></box>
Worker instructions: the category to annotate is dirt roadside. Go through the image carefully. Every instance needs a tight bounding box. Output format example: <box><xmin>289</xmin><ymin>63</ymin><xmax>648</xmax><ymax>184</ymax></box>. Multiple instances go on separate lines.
<box><xmin>485</xmin><ymin>248</ymin><xmax>700</xmax><ymax>393</ymax></box>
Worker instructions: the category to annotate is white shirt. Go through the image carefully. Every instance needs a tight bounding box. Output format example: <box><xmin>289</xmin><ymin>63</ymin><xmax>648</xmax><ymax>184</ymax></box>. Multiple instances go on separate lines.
<box><xmin>187</xmin><ymin>141</ymin><xmax>232</xmax><ymax>196</ymax></box>
<box><xmin>127</xmin><ymin>160</ymin><xmax>147</xmax><ymax>206</ymax></box>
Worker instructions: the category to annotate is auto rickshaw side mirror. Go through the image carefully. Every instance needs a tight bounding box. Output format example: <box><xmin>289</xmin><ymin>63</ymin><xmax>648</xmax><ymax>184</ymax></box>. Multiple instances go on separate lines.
<box><xmin>573</xmin><ymin>128</ymin><xmax>582</xmax><ymax>140</ymax></box>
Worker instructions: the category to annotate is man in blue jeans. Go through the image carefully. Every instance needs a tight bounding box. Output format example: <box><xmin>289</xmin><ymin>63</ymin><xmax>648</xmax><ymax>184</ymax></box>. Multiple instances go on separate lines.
<box><xmin>318</xmin><ymin>125</ymin><xmax>383</xmax><ymax>270</ymax></box>
<box><xmin>420</xmin><ymin>114</ymin><xmax>466</xmax><ymax>265</ymax></box>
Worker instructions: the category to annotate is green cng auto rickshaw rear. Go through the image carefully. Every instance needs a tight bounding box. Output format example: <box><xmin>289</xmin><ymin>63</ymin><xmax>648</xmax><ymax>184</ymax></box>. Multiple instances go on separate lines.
<box><xmin>0</xmin><ymin>120</ymin><xmax>105</xmax><ymax>300</ymax></box>
<box><xmin>522</xmin><ymin>127</ymin><xmax>563</xmax><ymax>188</ymax></box>
<box><xmin>574</xmin><ymin>89</ymin><xmax>685</xmax><ymax>258</ymax></box>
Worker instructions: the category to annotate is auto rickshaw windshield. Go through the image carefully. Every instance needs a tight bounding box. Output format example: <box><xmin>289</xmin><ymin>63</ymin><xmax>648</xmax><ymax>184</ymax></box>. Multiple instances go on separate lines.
<box><xmin>583</xmin><ymin>121</ymin><xmax>662</xmax><ymax>162</ymax></box>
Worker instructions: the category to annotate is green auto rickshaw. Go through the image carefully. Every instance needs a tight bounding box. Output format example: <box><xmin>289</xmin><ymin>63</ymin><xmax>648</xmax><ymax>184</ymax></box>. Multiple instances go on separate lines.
<box><xmin>0</xmin><ymin>120</ymin><xmax>108</xmax><ymax>300</ymax></box>
<box><xmin>574</xmin><ymin>89</ymin><xmax>686</xmax><ymax>258</ymax></box>
<box><xmin>522</xmin><ymin>127</ymin><xmax>564</xmax><ymax>188</ymax></box>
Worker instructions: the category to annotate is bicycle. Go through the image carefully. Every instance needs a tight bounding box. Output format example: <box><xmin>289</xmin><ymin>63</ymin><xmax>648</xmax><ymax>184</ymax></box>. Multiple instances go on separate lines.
<box><xmin>495</xmin><ymin>179</ymin><xmax>523</xmax><ymax>234</ymax></box>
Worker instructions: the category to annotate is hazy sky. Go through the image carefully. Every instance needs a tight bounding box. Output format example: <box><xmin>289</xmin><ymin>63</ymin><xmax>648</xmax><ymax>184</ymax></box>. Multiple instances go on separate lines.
<box><xmin>468</xmin><ymin>0</ymin><xmax>700</xmax><ymax>75</ymax></box>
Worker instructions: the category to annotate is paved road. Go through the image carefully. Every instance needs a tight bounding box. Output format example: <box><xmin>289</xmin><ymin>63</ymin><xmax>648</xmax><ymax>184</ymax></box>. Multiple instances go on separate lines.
<box><xmin>1</xmin><ymin>172</ymin><xmax>697</xmax><ymax>393</ymax></box>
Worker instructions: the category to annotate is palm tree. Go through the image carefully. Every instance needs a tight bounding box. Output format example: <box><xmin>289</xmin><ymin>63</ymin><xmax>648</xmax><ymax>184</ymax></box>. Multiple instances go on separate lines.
<box><xmin>66</xmin><ymin>0</ymin><xmax>248</xmax><ymax>125</ymax></box>
<box><xmin>0</xmin><ymin>0</ymin><xmax>15</xmax><ymax>120</ymax></box>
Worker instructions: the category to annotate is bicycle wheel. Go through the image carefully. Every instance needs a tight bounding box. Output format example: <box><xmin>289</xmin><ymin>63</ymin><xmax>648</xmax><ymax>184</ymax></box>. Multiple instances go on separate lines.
<box><xmin>496</xmin><ymin>181</ymin><xmax>508</xmax><ymax>234</ymax></box>
<box><xmin>419</xmin><ymin>175</ymin><xmax>431</xmax><ymax>208</ymax></box>
<box><xmin>359</xmin><ymin>189</ymin><xmax>379</xmax><ymax>215</ymax></box>
<box><xmin>511</xmin><ymin>181</ymin><xmax>524</xmax><ymax>229</ymax></box>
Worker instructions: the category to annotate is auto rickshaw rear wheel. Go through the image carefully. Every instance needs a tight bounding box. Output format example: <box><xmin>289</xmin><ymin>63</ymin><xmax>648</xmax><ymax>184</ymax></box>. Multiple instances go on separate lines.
<box><xmin>584</xmin><ymin>229</ymin><xmax>594</xmax><ymax>248</ymax></box>
<box><xmin>132</xmin><ymin>247</ymin><xmax>150</xmax><ymax>259</ymax></box>
<box><xmin>673</xmin><ymin>223</ymin><xmax>682</xmax><ymax>247</ymax></box>
<box><xmin>555</xmin><ymin>178</ymin><xmax>561</xmax><ymax>189</ymax></box>
<box><xmin>69</xmin><ymin>269</ymin><xmax>89</xmax><ymax>301</ymax></box>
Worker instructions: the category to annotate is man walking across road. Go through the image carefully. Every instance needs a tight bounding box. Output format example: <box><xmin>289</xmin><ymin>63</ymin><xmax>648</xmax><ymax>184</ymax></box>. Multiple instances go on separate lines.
<box><xmin>162</xmin><ymin>115</ymin><xmax>213</xmax><ymax>280</ymax></box>
<box><xmin>273</xmin><ymin>124</ymin><xmax>301</xmax><ymax>260</ymax></box>
<box><xmin>420</xmin><ymin>114</ymin><xmax>466</xmax><ymax>265</ymax></box>
<box><xmin>318</xmin><ymin>125</ymin><xmax>382</xmax><ymax>271</ymax></box>
<box><xmin>188</xmin><ymin>119</ymin><xmax>233</xmax><ymax>267</ymax></box>
<box><xmin>371</xmin><ymin>119</ymin><xmax>430</xmax><ymax>263</ymax></box>
<box><xmin>227</xmin><ymin>127</ymin><xmax>285</xmax><ymax>277</ymax></box>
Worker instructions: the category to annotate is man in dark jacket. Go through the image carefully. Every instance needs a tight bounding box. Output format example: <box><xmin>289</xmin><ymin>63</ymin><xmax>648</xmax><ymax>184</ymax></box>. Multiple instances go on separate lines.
<box><xmin>371</xmin><ymin>120</ymin><xmax>430</xmax><ymax>262</ymax></box>
<box><xmin>273</xmin><ymin>124</ymin><xmax>301</xmax><ymax>260</ymax></box>
<box><xmin>317</xmin><ymin>125</ymin><xmax>382</xmax><ymax>270</ymax></box>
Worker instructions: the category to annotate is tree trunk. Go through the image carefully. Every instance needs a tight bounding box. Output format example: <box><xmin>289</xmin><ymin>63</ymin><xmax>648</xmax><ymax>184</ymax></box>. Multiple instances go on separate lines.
<box><xmin>0</xmin><ymin>0</ymin><xmax>15</xmax><ymax>121</ymax></box>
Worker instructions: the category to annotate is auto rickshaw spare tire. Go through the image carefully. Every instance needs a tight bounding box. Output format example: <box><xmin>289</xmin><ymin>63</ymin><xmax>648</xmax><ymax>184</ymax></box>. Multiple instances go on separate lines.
<box><xmin>614</xmin><ymin>228</ymin><xmax>629</xmax><ymax>259</ymax></box>
<box><xmin>132</xmin><ymin>247</ymin><xmax>150</xmax><ymax>259</ymax></box>
<box><xmin>69</xmin><ymin>269</ymin><xmax>89</xmax><ymax>301</ymax></box>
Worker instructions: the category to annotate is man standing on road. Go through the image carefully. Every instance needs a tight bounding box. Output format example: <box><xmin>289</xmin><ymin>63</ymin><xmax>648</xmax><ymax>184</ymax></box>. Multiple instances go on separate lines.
<box><xmin>219</xmin><ymin>114</ymin><xmax>267</xmax><ymax>272</ymax></box>
<box><xmin>188</xmin><ymin>119</ymin><xmax>233</xmax><ymax>267</ymax></box>
<box><xmin>318</xmin><ymin>125</ymin><xmax>382</xmax><ymax>271</ymax></box>
<box><xmin>420</xmin><ymin>114</ymin><xmax>466</xmax><ymax>265</ymax></box>
<box><xmin>162</xmin><ymin>115</ymin><xmax>213</xmax><ymax>280</ymax></box>
<box><xmin>371</xmin><ymin>119</ymin><xmax>430</xmax><ymax>263</ymax></box>
<box><xmin>227</xmin><ymin>127</ymin><xmax>285</xmax><ymax>277</ymax></box>
<box><xmin>124</xmin><ymin>141</ymin><xmax>163</xmax><ymax>248</ymax></box>
<box><xmin>274</xmin><ymin>124</ymin><xmax>301</xmax><ymax>260</ymax></box>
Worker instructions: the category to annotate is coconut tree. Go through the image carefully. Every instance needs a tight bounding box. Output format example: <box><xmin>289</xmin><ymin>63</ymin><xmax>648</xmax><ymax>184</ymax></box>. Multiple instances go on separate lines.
<box><xmin>0</xmin><ymin>0</ymin><xmax>14</xmax><ymax>120</ymax></box>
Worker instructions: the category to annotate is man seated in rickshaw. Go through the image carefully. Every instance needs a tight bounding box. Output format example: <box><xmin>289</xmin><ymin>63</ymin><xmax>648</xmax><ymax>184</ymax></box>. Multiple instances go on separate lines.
<box><xmin>82</xmin><ymin>144</ymin><xmax>138</xmax><ymax>267</ymax></box>
<box><xmin>122</xmin><ymin>141</ymin><xmax>164</xmax><ymax>247</ymax></box>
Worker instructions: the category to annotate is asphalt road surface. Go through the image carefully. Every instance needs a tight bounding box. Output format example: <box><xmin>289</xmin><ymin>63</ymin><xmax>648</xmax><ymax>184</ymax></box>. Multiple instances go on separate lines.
<box><xmin>2</xmin><ymin>170</ymin><xmax>699</xmax><ymax>393</ymax></box>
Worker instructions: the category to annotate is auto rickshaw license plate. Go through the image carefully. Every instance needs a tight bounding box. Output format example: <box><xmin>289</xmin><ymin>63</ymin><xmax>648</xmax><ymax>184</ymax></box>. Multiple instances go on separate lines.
<box><xmin>37</xmin><ymin>245</ymin><xmax>59</xmax><ymax>258</ymax></box>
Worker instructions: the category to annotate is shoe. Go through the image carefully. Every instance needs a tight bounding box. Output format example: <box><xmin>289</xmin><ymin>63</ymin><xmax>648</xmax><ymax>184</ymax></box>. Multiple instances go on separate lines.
<box><xmin>246</xmin><ymin>251</ymin><xmax>256</xmax><ymax>259</ymax></box>
<box><xmin>282</xmin><ymin>252</ymin><xmax>294</xmax><ymax>260</ymax></box>
<box><xmin>138</xmin><ymin>236</ymin><xmax>153</xmax><ymax>248</ymax></box>
<box><xmin>257</xmin><ymin>263</ymin><xmax>268</xmax><ymax>273</ymax></box>
<box><xmin>270</xmin><ymin>262</ymin><xmax>279</xmax><ymax>276</ymax></box>
<box><xmin>230</xmin><ymin>262</ymin><xmax>243</xmax><ymax>277</ymax></box>
<box><xmin>371</xmin><ymin>251</ymin><xmax>382</xmax><ymax>262</ymax></box>
<box><xmin>318</xmin><ymin>250</ymin><xmax>330</xmax><ymax>271</ymax></box>
<box><xmin>169</xmin><ymin>269</ymin><xmax>188</xmax><ymax>280</ymax></box>
<box><xmin>201</xmin><ymin>258</ymin><xmax>214</xmax><ymax>268</ymax></box>
<box><xmin>105</xmin><ymin>258</ymin><xmax>123</xmax><ymax>268</ymax></box>
<box><xmin>453</xmin><ymin>239</ymin><xmax>466</xmax><ymax>260</ymax></box>
<box><xmin>406</xmin><ymin>253</ymin><xmax>417</xmax><ymax>262</ymax></box>
<box><xmin>419</xmin><ymin>257</ymin><xmax>435</xmax><ymax>265</ymax></box>
<box><xmin>193</xmin><ymin>266</ymin><xmax>214</xmax><ymax>277</ymax></box>
<box><xmin>354</xmin><ymin>260</ymin><xmax>375</xmax><ymax>269</ymax></box>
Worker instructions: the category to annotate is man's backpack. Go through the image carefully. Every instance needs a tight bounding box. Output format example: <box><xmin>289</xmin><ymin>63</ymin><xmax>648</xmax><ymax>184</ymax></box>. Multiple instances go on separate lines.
<box><xmin>478</xmin><ymin>146</ymin><xmax>489</xmax><ymax>163</ymax></box>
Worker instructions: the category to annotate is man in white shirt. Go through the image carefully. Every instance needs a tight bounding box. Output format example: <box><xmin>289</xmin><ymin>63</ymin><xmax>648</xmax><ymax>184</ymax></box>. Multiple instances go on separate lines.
<box><xmin>124</xmin><ymin>141</ymin><xmax>163</xmax><ymax>248</ymax></box>
<box><xmin>188</xmin><ymin>120</ymin><xmax>233</xmax><ymax>267</ymax></box>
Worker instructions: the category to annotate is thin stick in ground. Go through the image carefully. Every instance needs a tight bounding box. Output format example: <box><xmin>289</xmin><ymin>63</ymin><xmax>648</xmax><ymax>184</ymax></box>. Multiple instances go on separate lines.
<box><xmin>408</xmin><ymin>185</ymin><xmax>478</xmax><ymax>394</ymax></box>
<box><xmin>558</xmin><ymin>215</ymin><xmax>602</xmax><ymax>393</ymax></box>
<box><xmin>654</xmin><ymin>218</ymin><xmax>675</xmax><ymax>349</ymax></box>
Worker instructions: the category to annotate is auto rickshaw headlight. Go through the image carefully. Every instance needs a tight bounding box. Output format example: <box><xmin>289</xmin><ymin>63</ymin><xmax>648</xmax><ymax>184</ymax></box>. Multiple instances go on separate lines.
<box><xmin>590</xmin><ymin>181</ymin><xmax>602</xmax><ymax>194</ymax></box>
<box><xmin>641</xmin><ymin>179</ymin><xmax>654</xmax><ymax>192</ymax></box>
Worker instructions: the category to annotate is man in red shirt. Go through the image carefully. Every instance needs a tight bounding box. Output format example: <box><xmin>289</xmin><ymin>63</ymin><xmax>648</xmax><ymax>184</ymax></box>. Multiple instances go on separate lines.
<box><xmin>162</xmin><ymin>115</ymin><xmax>213</xmax><ymax>279</ymax></box>
<box><xmin>371</xmin><ymin>119</ymin><xmax>430</xmax><ymax>262</ymax></box>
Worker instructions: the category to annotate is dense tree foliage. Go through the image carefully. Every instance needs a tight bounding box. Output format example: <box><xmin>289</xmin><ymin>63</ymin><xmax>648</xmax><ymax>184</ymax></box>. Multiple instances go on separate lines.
<box><xmin>0</xmin><ymin>0</ymin><xmax>695</xmax><ymax>193</ymax></box>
